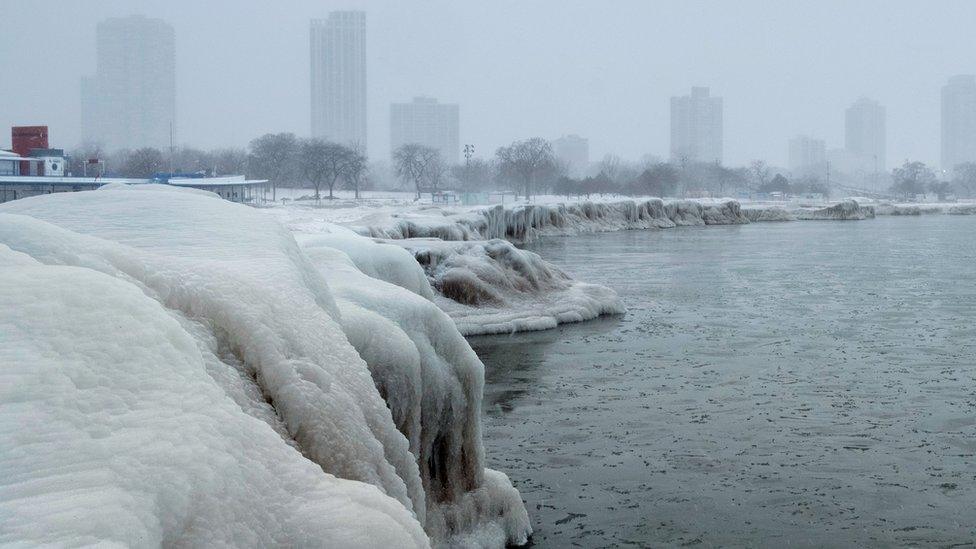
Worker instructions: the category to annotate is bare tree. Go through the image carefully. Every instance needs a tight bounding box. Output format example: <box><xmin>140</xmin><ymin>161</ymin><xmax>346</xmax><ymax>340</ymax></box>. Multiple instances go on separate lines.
<box><xmin>298</xmin><ymin>138</ymin><xmax>353</xmax><ymax>200</ymax></box>
<box><xmin>425</xmin><ymin>155</ymin><xmax>448</xmax><ymax>193</ymax></box>
<box><xmin>890</xmin><ymin>160</ymin><xmax>935</xmax><ymax>200</ymax></box>
<box><xmin>599</xmin><ymin>153</ymin><xmax>622</xmax><ymax>182</ymax></box>
<box><xmin>341</xmin><ymin>146</ymin><xmax>369</xmax><ymax>199</ymax></box>
<box><xmin>248</xmin><ymin>133</ymin><xmax>298</xmax><ymax>201</ymax></box>
<box><xmin>451</xmin><ymin>157</ymin><xmax>495</xmax><ymax>192</ymax></box>
<box><xmin>637</xmin><ymin>163</ymin><xmax>680</xmax><ymax>197</ymax></box>
<box><xmin>68</xmin><ymin>142</ymin><xmax>106</xmax><ymax>176</ymax></box>
<box><xmin>211</xmin><ymin>148</ymin><xmax>248</xmax><ymax>175</ymax></box>
<box><xmin>168</xmin><ymin>147</ymin><xmax>211</xmax><ymax>174</ymax></box>
<box><xmin>749</xmin><ymin>160</ymin><xmax>770</xmax><ymax>190</ymax></box>
<box><xmin>393</xmin><ymin>143</ymin><xmax>440</xmax><ymax>199</ymax></box>
<box><xmin>952</xmin><ymin>162</ymin><xmax>976</xmax><ymax>198</ymax></box>
<box><xmin>495</xmin><ymin>137</ymin><xmax>555</xmax><ymax>200</ymax></box>
<box><xmin>122</xmin><ymin>148</ymin><xmax>164</xmax><ymax>178</ymax></box>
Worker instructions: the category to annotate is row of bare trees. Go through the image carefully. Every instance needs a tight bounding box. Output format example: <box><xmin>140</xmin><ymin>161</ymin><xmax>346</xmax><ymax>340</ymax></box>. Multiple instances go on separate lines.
<box><xmin>392</xmin><ymin>144</ymin><xmax>447</xmax><ymax>199</ymax></box>
<box><xmin>96</xmin><ymin>134</ymin><xmax>976</xmax><ymax>202</ymax></box>
<box><xmin>69</xmin><ymin>133</ymin><xmax>371</xmax><ymax>201</ymax></box>
<box><xmin>390</xmin><ymin>138</ymin><xmax>563</xmax><ymax>200</ymax></box>
<box><xmin>248</xmin><ymin>134</ymin><xmax>367</xmax><ymax>200</ymax></box>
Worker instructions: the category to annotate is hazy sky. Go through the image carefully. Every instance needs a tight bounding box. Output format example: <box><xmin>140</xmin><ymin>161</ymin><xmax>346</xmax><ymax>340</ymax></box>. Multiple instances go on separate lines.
<box><xmin>2</xmin><ymin>0</ymin><xmax>975</xmax><ymax>169</ymax></box>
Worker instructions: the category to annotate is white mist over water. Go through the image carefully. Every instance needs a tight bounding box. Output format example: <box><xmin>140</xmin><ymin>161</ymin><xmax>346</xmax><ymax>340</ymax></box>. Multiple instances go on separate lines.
<box><xmin>473</xmin><ymin>216</ymin><xmax>976</xmax><ymax>547</ymax></box>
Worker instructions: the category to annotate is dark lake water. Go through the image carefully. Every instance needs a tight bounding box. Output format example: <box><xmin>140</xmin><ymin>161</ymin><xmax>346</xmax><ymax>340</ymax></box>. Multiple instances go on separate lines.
<box><xmin>471</xmin><ymin>216</ymin><xmax>976</xmax><ymax>548</ymax></box>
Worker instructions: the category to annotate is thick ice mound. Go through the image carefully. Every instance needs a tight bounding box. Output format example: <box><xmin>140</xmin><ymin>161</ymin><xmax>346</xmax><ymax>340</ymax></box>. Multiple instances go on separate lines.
<box><xmin>795</xmin><ymin>199</ymin><xmax>875</xmax><ymax>220</ymax></box>
<box><xmin>388</xmin><ymin>238</ymin><xmax>625</xmax><ymax>335</ymax></box>
<box><xmin>0</xmin><ymin>186</ymin><xmax>530</xmax><ymax>547</ymax></box>
<box><xmin>360</xmin><ymin>198</ymin><xmax>748</xmax><ymax>243</ymax></box>
<box><xmin>291</xmin><ymin>226</ymin><xmax>622</xmax><ymax>337</ymax></box>
<box><xmin>0</xmin><ymin>245</ymin><xmax>428</xmax><ymax>548</ymax></box>
<box><xmin>299</xmin><ymin>239</ymin><xmax>531</xmax><ymax>544</ymax></box>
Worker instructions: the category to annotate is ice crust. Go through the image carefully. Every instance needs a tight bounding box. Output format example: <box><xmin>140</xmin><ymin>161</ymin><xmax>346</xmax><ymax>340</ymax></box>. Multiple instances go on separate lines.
<box><xmin>0</xmin><ymin>186</ymin><xmax>530</xmax><ymax>547</ymax></box>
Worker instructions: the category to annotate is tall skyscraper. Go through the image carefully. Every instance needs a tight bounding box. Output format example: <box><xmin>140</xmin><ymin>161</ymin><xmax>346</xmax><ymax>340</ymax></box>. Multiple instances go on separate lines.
<box><xmin>390</xmin><ymin>97</ymin><xmax>459</xmax><ymax>163</ymax></box>
<box><xmin>788</xmin><ymin>135</ymin><xmax>827</xmax><ymax>178</ymax></box>
<box><xmin>670</xmin><ymin>87</ymin><xmax>723</xmax><ymax>164</ymax></box>
<box><xmin>941</xmin><ymin>75</ymin><xmax>976</xmax><ymax>171</ymax></box>
<box><xmin>310</xmin><ymin>12</ymin><xmax>367</xmax><ymax>149</ymax></box>
<box><xmin>82</xmin><ymin>15</ymin><xmax>176</xmax><ymax>150</ymax></box>
<box><xmin>552</xmin><ymin>135</ymin><xmax>590</xmax><ymax>177</ymax></box>
<box><xmin>845</xmin><ymin>97</ymin><xmax>886</xmax><ymax>173</ymax></box>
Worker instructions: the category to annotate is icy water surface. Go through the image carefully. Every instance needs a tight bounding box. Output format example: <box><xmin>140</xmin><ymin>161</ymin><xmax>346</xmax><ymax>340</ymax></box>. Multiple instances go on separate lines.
<box><xmin>471</xmin><ymin>216</ymin><xmax>976</xmax><ymax>548</ymax></box>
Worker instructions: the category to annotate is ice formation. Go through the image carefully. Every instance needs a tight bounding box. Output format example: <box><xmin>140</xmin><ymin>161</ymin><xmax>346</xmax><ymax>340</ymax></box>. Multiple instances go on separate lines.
<box><xmin>871</xmin><ymin>202</ymin><xmax>976</xmax><ymax>216</ymax></box>
<box><xmin>0</xmin><ymin>244</ymin><xmax>428</xmax><ymax>548</ymax></box>
<box><xmin>0</xmin><ymin>186</ymin><xmax>530</xmax><ymax>547</ymax></box>
<box><xmin>299</xmin><ymin>235</ymin><xmax>530</xmax><ymax>542</ymax></box>
<box><xmin>358</xmin><ymin>198</ymin><xmax>750</xmax><ymax>243</ymax></box>
<box><xmin>741</xmin><ymin>206</ymin><xmax>796</xmax><ymax>222</ymax></box>
<box><xmin>389</xmin><ymin>237</ymin><xmax>625</xmax><ymax>335</ymax></box>
<box><xmin>794</xmin><ymin>199</ymin><xmax>875</xmax><ymax>220</ymax></box>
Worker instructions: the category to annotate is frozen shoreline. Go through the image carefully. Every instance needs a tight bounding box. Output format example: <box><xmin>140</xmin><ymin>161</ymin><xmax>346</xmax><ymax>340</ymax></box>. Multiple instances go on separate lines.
<box><xmin>271</xmin><ymin>195</ymin><xmax>882</xmax><ymax>336</ymax></box>
<box><xmin>1</xmin><ymin>187</ymin><xmax>531</xmax><ymax>548</ymax></box>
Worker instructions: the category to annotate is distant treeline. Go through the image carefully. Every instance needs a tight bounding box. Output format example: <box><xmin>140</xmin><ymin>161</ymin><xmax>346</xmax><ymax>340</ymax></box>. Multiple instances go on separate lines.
<box><xmin>69</xmin><ymin>135</ymin><xmax>976</xmax><ymax>200</ymax></box>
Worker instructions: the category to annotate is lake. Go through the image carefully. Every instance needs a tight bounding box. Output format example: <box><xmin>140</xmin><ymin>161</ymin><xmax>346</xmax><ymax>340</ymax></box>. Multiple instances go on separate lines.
<box><xmin>472</xmin><ymin>215</ymin><xmax>976</xmax><ymax>548</ymax></box>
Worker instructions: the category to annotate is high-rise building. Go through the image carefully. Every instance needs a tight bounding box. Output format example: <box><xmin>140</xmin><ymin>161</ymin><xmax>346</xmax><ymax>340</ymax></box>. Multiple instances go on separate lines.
<box><xmin>670</xmin><ymin>87</ymin><xmax>723</xmax><ymax>164</ymax></box>
<box><xmin>82</xmin><ymin>15</ymin><xmax>176</xmax><ymax>150</ymax></box>
<box><xmin>941</xmin><ymin>75</ymin><xmax>976</xmax><ymax>171</ymax></box>
<box><xmin>552</xmin><ymin>135</ymin><xmax>589</xmax><ymax>177</ymax></box>
<box><xmin>310</xmin><ymin>12</ymin><xmax>366</xmax><ymax>149</ymax></box>
<box><xmin>845</xmin><ymin>97</ymin><xmax>886</xmax><ymax>174</ymax></box>
<box><xmin>788</xmin><ymin>135</ymin><xmax>827</xmax><ymax>178</ymax></box>
<box><xmin>390</xmin><ymin>97</ymin><xmax>459</xmax><ymax>163</ymax></box>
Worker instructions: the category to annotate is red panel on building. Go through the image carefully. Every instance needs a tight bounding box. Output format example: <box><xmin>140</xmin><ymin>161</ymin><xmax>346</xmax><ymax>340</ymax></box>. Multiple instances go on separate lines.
<box><xmin>12</xmin><ymin>126</ymin><xmax>48</xmax><ymax>175</ymax></box>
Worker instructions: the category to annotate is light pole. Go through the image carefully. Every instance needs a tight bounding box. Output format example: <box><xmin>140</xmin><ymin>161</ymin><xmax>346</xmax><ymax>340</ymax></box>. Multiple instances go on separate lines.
<box><xmin>463</xmin><ymin>144</ymin><xmax>474</xmax><ymax>191</ymax></box>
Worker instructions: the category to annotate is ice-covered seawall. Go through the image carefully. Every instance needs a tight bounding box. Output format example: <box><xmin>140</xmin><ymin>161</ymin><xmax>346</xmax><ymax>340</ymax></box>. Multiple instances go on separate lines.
<box><xmin>359</xmin><ymin>198</ymin><xmax>750</xmax><ymax>243</ymax></box>
<box><xmin>0</xmin><ymin>187</ymin><xmax>530</xmax><ymax>548</ymax></box>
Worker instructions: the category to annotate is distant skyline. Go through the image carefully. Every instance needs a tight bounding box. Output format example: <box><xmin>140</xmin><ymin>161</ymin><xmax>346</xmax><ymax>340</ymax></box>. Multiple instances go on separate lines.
<box><xmin>3</xmin><ymin>0</ymin><xmax>976</xmax><ymax>168</ymax></box>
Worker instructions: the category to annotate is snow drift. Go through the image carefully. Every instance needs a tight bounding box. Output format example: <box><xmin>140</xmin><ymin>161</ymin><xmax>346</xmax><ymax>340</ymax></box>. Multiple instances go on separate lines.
<box><xmin>0</xmin><ymin>186</ymin><xmax>530</xmax><ymax>547</ymax></box>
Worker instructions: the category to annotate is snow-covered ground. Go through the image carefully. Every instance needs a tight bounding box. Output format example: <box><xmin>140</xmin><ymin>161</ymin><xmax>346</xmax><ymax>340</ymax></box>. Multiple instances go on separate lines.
<box><xmin>0</xmin><ymin>186</ymin><xmax>530</xmax><ymax>548</ymax></box>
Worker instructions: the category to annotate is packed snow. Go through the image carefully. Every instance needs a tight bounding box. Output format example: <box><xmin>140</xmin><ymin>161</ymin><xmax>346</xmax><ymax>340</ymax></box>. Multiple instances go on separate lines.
<box><xmin>0</xmin><ymin>186</ymin><xmax>530</xmax><ymax>548</ymax></box>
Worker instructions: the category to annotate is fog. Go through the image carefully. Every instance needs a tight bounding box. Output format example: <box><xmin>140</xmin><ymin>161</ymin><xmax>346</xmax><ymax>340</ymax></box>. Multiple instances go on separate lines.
<box><xmin>2</xmin><ymin>0</ymin><xmax>975</xmax><ymax>167</ymax></box>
